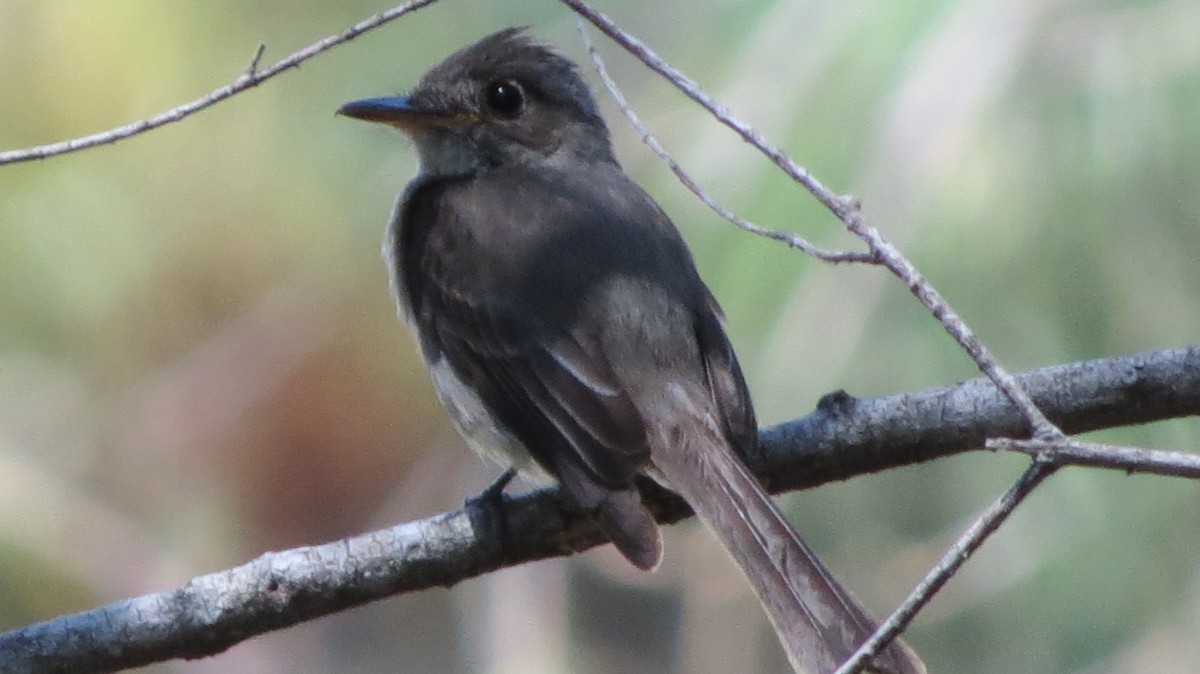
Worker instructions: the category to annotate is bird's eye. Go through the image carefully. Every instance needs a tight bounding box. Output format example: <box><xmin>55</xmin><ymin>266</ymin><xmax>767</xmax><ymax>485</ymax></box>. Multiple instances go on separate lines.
<box><xmin>483</xmin><ymin>80</ymin><xmax>525</xmax><ymax>118</ymax></box>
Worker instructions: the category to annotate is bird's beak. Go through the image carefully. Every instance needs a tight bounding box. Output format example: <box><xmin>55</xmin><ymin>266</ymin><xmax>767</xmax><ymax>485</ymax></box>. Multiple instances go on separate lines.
<box><xmin>336</xmin><ymin>95</ymin><xmax>472</xmax><ymax>130</ymax></box>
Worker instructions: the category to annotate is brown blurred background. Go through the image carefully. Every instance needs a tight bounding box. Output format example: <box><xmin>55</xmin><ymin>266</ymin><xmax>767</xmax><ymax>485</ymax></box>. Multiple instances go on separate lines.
<box><xmin>2</xmin><ymin>1</ymin><xmax>1199</xmax><ymax>672</ymax></box>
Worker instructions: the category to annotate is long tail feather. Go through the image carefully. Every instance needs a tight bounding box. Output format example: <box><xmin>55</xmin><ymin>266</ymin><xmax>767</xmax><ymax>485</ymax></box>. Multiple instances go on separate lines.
<box><xmin>649</xmin><ymin>408</ymin><xmax>925</xmax><ymax>674</ymax></box>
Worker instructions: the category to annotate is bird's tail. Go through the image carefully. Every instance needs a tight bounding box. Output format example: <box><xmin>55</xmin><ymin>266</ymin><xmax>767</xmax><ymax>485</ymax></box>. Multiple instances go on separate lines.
<box><xmin>648</xmin><ymin>399</ymin><xmax>925</xmax><ymax>674</ymax></box>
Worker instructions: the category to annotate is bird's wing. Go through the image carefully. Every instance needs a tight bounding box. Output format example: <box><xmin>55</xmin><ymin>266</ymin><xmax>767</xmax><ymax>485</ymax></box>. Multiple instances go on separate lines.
<box><xmin>397</xmin><ymin>171</ymin><xmax>653</xmax><ymax>493</ymax></box>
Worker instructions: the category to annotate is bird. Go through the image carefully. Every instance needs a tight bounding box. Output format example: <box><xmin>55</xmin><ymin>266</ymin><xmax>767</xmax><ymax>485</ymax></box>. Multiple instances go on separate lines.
<box><xmin>338</xmin><ymin>27</ymin><xmax>924</xmax><ymax>674</ymax></box>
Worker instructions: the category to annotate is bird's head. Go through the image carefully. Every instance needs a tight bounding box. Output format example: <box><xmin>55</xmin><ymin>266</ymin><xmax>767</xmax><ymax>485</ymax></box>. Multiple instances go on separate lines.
<box><xmin>338</xmin><ymin>27</ymin><xmax>615</xmax><ymax>176</ymax></box>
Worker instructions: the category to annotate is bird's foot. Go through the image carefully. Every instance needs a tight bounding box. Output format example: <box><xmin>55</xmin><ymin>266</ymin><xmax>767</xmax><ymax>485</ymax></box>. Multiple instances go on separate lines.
<box><xmin>465</xmin><ymin>467</ymin><xmax>517</xmax><ymax>558</ymax></box>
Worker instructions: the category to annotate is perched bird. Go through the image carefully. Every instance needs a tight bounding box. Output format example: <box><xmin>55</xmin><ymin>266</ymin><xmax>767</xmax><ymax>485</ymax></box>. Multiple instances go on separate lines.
<box><xmin>339</xmin><ymin>28</ymin><xmax>923</xmax><ymax>674</ymax></box>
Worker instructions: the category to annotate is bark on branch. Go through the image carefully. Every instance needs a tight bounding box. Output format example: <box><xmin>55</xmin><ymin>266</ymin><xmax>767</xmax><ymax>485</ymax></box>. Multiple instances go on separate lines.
<box><xmin>1</xmin><ymin>345</ymin><xmax>1196</xmax><ymax>674</ymax></box>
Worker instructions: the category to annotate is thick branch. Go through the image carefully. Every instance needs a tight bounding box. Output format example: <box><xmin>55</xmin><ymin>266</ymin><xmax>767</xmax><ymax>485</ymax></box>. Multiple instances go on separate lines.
<box><xmin>756</xmin><ymin>344</ymin><xmax>1200</xmax><ymax>490</ymax></box>
<box><xmin>1</xmin><ymin>345</ymin><xmax>1196</xmax><ymax>673</ymax></box>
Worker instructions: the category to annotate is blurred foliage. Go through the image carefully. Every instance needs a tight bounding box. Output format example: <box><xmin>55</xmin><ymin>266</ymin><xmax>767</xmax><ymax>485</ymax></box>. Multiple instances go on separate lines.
<box><xmin>1</xmin><ymin>1</ymin><xmax>1199</xmax><ymax>673</ymax></box>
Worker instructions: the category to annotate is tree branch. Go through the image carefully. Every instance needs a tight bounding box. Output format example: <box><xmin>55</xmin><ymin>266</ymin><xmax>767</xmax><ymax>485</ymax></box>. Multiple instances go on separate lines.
<box><xmin>0</xmin><ymin>0</ymin><xmax>443</xmax><ymax>165</ymax></box>
<box><xmin>1</xmin><ymin>345</ymin><xmax>1195</xmax><ymax>674</ymax></box>
<box><xmin>757</xmin><ymin>344</ymin><xmax>1200</xmax><ymax>489</ymax></box>
<box><xmin>833</xmin><ymin>459</ymin><xmax>1058</xmax><ymax>674</ymax></box>
<box><xmin>577</xmin><ymin>25</ymin><xmax>875</xmax><ymax>265</ymax></box>
<box><xmin>988</xmin><ymin>438</ymin><xmax>1200</xmax><ymax>478</ymax></box>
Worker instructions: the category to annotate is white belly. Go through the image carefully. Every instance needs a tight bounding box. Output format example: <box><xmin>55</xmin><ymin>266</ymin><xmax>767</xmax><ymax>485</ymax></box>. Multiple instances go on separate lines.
<box><xmin>427</xmin><ymin>356</ymin><xmax>551</xmax><ymax>482</ymax></box>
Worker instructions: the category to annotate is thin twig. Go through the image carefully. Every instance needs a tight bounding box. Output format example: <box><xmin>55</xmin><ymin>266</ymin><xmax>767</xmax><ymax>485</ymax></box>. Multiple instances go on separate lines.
<box><xmin>563</xmin><ymin>0</ymin><xmax>843</xmax><ymax>213</ymax></box>
<box><xmin>832</xmin><ymin>460</ymin><xmax>1058</xmax><ymax>674</ymax></box>
<box><xmin>0</xmin><ymin>0</ymin><xmax>442</xmax><ymax>165</ymax></box>
<box><xmin>577</xmin><ymin>24</ymin><xmax>874</xmax><ymax>264</ymax></box>
<box><xmin>845</xmin><ymin>218</ymin><xmax>1059</xmax><ymax>438</ymax></box>
<box><xmin>245</xmin><ymin>43</ymin><xmax>267</xmax><ymax>78</ymax></box>
<box><xmin>989</xmin><ymin>438</ymin><xmax>1200</xmax><ymax>478</ymax></box>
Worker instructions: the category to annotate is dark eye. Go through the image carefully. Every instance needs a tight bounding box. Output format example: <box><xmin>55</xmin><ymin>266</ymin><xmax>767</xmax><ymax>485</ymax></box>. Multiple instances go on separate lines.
<box><xmin>483</xmin><ymin>80</ymin><xmax>524</xmax><ymax>118</ymax></box>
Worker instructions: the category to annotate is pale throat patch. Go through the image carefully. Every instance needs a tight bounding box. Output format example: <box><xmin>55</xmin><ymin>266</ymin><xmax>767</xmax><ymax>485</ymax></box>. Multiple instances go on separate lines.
<box><xmin>412</xmin><ymin>130</ymin><xmax>486</xmax><ymax>177</ymax></box>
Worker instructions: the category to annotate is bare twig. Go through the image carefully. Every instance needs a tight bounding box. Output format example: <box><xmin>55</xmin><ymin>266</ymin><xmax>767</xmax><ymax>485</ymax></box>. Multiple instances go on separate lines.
<box><xmin>563</xmin><ymin>1</ymin><xmax>844</xmax><ymax>215</ymax></box>
<box><xmin>989</xmin><ymin>438</ymin><xmax>1200</xmax><ymax>478</ymax></box>
<box><xmin>832</xmin><ymin>460</ymin><xmax>1058</xmax><ymax>674</ymax></box>
<box><xmin>0</xmin><ymin>0</ymin><xmax>443</xmax><ymax>165</ymax></box>
<box><xmin>245</xmin><ymin>43</ymin><xmax>267</xmax><ymax>79</ymax></box>
<box><xmin>577</xmin><ymin>24</ymin><xmax>874</xmax><ymax>264</ymax></box>
<box><xmin>845</xmin><ymin>219</ymin><xmax>1059</xmax><ymax>438</ymax></box>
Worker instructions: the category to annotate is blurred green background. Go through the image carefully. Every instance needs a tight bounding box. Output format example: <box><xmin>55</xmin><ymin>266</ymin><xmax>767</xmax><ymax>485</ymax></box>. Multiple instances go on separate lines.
<box><xmin>2</xmin><ymin>1</ymin><xmax>1199</xmax><ymax>672</ymax></box>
